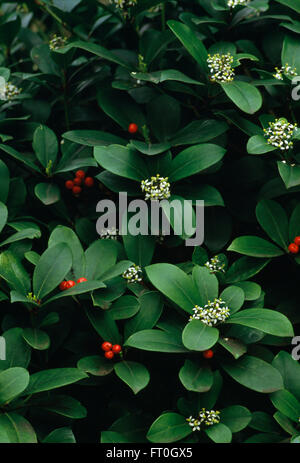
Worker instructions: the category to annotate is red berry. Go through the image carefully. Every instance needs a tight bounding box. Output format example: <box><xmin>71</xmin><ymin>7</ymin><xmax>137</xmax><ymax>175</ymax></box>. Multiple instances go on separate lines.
<box><xmin>72</xmin><ymin>186</ymin><xmax>82</xmax><ymax>195</ymax></box>
<box><xmin>75</xmin><ymin>170</ymin><xmax>85</xmax><ymax>179</ymax></box>
<box><xmin>294</xmin><ymin>236</ymin><xmax>300</xmax><ymax>246</ymax></box>
<box><xmin>104</xmin><ymin>350</ymin><xmax>114</xmax><ymax>359</ymax></box>
<box><xmin>65</xmin><ymin>180</ymin><xmax>74</xmax><ymax>190</ymax></box>
<box><xmin>59</xmin><ymin>281</ymin><xmax>68</xmax><ymax>291</ymax></box>
<box><xmin>112</xmin><ymin>344</ymin><xmax>122</xmax><ymax>354</ymax></box>
<box><xmin>288</xmin><ymin>243</ymin><xmax>299</xmax><ymax>254</ymax></box>
<box><xmin>102</xmin><ymin>341</ymin><xmax>113</xmax><ymax>352</ymax></box>
<box><xmin>84</xmin><ymin>177</ymin><xmax>94</xmax><ymax>187</ymax></box>
<box><xmin>66</xmin><ymin>280</ymin><xmax>76</xmax><ymax>289</ymax></box>
<box><xmin>77</xmin><ymin>277</ymin><xmax>87</xmax><ymax>283</ymax></box>
<box><xmin>73</xmin><ymin>177</ymin><xmax>82</xmax><ymax>186</ymax></box>
<box><xmin>203</xmin><ymin>349</ymin><xmax>214</xmax><ymax>359</ymax></box>
<box><xmin>128</xmin><ymin>123</ymin><xmax>138</xmax><ymax>134</ymax></box>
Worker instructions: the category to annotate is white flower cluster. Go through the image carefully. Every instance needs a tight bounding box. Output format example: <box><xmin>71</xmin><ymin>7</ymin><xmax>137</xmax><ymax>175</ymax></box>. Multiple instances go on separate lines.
<box><xmin>49</xmin><ymin>35</ymin><xmax>68</xmax><ymax>51</ymax></box>
<box><xmin>207</xmin><ymin>53</ymin><xmax>235</xmax><ymax>83</ymax></box>
<box><xmin>189</xmin><ymin>298</ymin><xmax>230</xmax><ymax>326</ymax></box>
<box><xmin>141</xmin><ymin>174</ymin><xmax>171</xmax><ymax>200</ymax></box>
<box><xmin>110</xmin><ymin>0</ymin><xmax>137</xmax><ymax>9</ymax></box>
<box><xmin>100</xmin><ymin>227</ymin><xmax>119</xmax><ymax>240</ymax></box>
<box><xmin>187</xmin><ymin>409</ymin><xmax>220</xmax><ymax>431</ymax></box>
<box><xmin>0</xmin><ymin>82</ymin><xmax>22</xmax><ymax>101</ymax></box>
<box><xmin>122</xmin><ymin>264</ymin><xmax>143</xmax><ymax>283</ymax></box>
<box><xmin>227</xmin><ymin>0</ymin><xmax>249</xmax><ymax>7</ymax></box>
<box><xmin>273</xmin><ymin>63</ymin><xmax>297</xmax><ymax>80</ymax></box>
<box><xmin>204</xmin><ymin>256</ymin><xmax>225</xmax><ymax>274</ymax></box>
<box><xmin>264</xmin><ymin>119</ymin><xmax>297</xmax><ymax>151</ymax></box>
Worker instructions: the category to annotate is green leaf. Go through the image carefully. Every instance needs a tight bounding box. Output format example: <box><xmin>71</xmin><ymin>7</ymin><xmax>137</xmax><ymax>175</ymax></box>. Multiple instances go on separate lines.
<box><xmin>0</xmin><ymin>160</ymin><xmax>9</xmax><ymax>203</ymax></box>
<box><xmin>256</xmin><ymin>199</ymin><xmax>289</xmax><ymax>250</ymax></box>
<box><xmin>147</xmin><ymin>94</ymin><xmax>181</xmax><ymax>141</ymax></box>
<box><xmin>0</xmin><ymin>228</ymin><xmax>41</xmax><ymax>248</ymax></box>
<box><xmin>272</xmin><ymin>351</ymin><xmax>300</xmax><ymax>401</ymax></box>
<box><xmin>122</xmin><ymin>234</ymin><xmax>156</xmax><ymax>267</ymax></box>
<box><xmin>34</xmin><ymin>183</ymin><xmax>60</xmax><ymax>206</ymax></box>
<box><xmin>48</xmin><ymin>226</ymin><xmax>86</xmax><ymax>280</ymax></box>
<box><xmin>145</xmin><ymin>263</ymin><xmax>199</xmax><ymax>313</ymax></box>
<box><xmin>167</xmin><ymin>20</ymin><xmax>208</xmax><ymax>72</ymax></box>
<box><xmin>125</xmin><ymin>329</ymin><xmax>188</xmax><ymax>353</ymax></box>
<box><xmin>277</xmin><ymin>161</ymin><xmax>300</xmax><ymax>189</ymax></box>
<box><xmin>182</xmin><ymin>320</ymin><xmax>219</xmax><ymax>351</ymax></box>
<box><xmin>43</xmin><ymin>427</ymin><xmax>76</xmax><ymax>443</ymax></box>
<box><xmin>85</xmin><ymin>240</ymin><xmax>117</xmax><ymax>280</ymax></box>
<box><xmin>289</xmin><ymin>203</ymin><xmax>300</xmax><ymax>242</ymax></box>
<box><xmin>58</xmin><ymin>41</ymin><xmax>131</xmax><ymax>68</ymax></box>
<box><xmin>247</xmin><ymin>135</ymin><xmax>277</xmax><ymax>154</ymax></box>
<box><xmin>147</xmin><ymin>412</ymin><xmax>191</xmax><ymax>443</ymax></box>
<box><xmin>0</xmin><ymin>328</ymin><xmax>31</xmax><ymax>370</ymax></box>
<box><xmin>220</xmin><ymin>285</ymin><xmax>245</xmax><ymax>314</ymax></box>
<box><xmin>0</xmin><ymin>413</ymin><xmax>37</xmax><ymax>443</ymax></box>
<box><xmin>0</xmin><ymin>144</ymin><xmax>41</xmax><ymax>173</ymax></box>
<box><xmin>271</xmin><ymin>389</ymin><xmax>300</xmax><ymax>422</ymax></box>
<box><xmin>221</xmin><ymin>81</ymin><xmax>262</xmax><ymax>114</ymax></box>
<box><xmin>114</xmin><ymin>361</ymin><xmax>150</xmax><ymax>394</ymax></box>
<box><xmin>170</xmin><ymin>119</ymin><xmax>228</xmax><ymax>146</ymax></box>
<box><xmin>131</xmin><ymin>69</ymin><xmax>203</xmax><ymax>85</ymax></box>
<box><xmin>0</xmin><ymin>367</ymin><xmax>30</xmax><ymax>404</ymax></box>
<box><xmin>33</xmin><ymin>243</ymin><xmax>72</xmax><ymax>300</ymax></box>
<box><xmin>228</xmin><ymin>309</ymin><xmax>294</xmax><ymax>337</ymax></box>
<box><xmin>169</xmin><ymin>144</ymin><xmax>226</xmax><ymax>182</ymax></box>
<box><xmin>179</xmin><ymin>360</ymin><xmax>213</xmax><ymax>392</ymax></box>
<box><xmin>227</xmin><ymin>236</ymin><xmax>284</xmax><ymax>257</ymax></box>
<box><xmin>204</xmin><ymin>423</ymin><xmax>232</xmax><ymax>443</ymax></box>
<box><xmin>192</xmin><ymin>266</ymin><xmax>219</xmax><ymax>306</ymax></box>
<box><xmin>110</xmin><ymin>295</ymin><xmax>140</xmax><ymax>320</ymax></box>
<box><xmin>222</xmin><ymin>355</ymin><xmax>284</xmax><ymax>393</ymax></box>
<box><xmin>94</xmin><ymin>144</ymin><xmax>149</xmax><ymax>181</ymax></box>
<box><xmin>101</xmin><ymin>431</ymin><xmax>131</xmax><ymax>443</ymax></box>
<box><xmin>124</xmin><ymin>291</ymin><xmax>163</xmax><ymax>339</ymax></box>
<box><xmin>0</xmin><ymin>201</ymin><xmax>8</xmax><ymax>234</ymax></box>
<box><xmin>0</xmin><ymin>251</ymin><xmax>31</xmax><ymax>294</ymax></box>
<box><xmin>32</xmin><ymin>125</ymin><xmax>58</xmax><ymax>169</ymax></box>
<box><xmin>22</xmin><ymin>328</ymin><xmax>50</xmax><ymax>351</ymax></box>
<box><xmin>218</xmin><ymin>337</ymin><xmax>247</xmax><ymax>359</ymax></box>
<box><xmin>282</xmin><ymin>35</ymin><xmax>300</xmax><ymax>74</ymax></box>
<box><xmin>45</xmin><ymin>280</ymin><xmax>105</xmax><ymax>305</ymax></box>
<box><xmin>77</xmin><ymin>356</ymin><xmax>114</xmax><ymax>377</ymax></box>
<box><xmin>39</xmin><ymin>395</ymin><xmax>87</xmax><ymax>419</ymax></box>
<box><xmin>24</xmin><ymin>368</ymin><xmax>87</xmax><ymax>395</ymax></box>
<box><xmin>86</xmin><ymin>308</ymin><xmax>121</xmax><ymax>345</ymax></box>
<box><xmin>63</xmin><ymin>130</ymin><xmax>125</xmax><ymax>147</ymax></box>
<box><xmin>275</xmin><ymin>0</ymin><xmax>300</xmax><ymax>13</ymax></box>
<box><xmin>225</xmin><ymin>256</ymin><xmax>270</xmax><ymax>284</ymax></box>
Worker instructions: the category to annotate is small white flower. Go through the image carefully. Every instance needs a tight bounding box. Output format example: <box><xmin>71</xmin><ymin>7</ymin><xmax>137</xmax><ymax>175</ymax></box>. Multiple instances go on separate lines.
<box><xmin>100</xmin><ymin>227</ymin><xmax>119</xmax><ymax>240</ymax></box>
<box><xmin>189</xmin><ymin>298</ymin><xmax>230</xmax><ymax>326</ymax></box>
<box><xmin>207</xmin><ymin>53</ymin><xmax>235</xmax><ymax>83</ymax></box>
<box><xmin>110</xmin><ymin>0</ymin><xmax>137</xmax><ymax>9</ymax></box>
<box><xmin>49</xmin><ymin>34</ymin><xmax>68</xmax><ymax>51</ymax></box>
<box><xmin>227</xmin><ymin>0</ymin><xmax>250</xmax><ymax>7</ymax></box>
<box><xmin>264</xmin><ymin>118</ymin><xmax>297</xmax><ymax>151</ymax></box>
<box><xmin>122</xmin><ymin>264</ymin><xmax>143</xmax><ymax>283</ymax></box>
<box><xmin>273</xmin><ymin>63</ymin><xmax>297</xmax><ymax>80</ymax></box>
<box><xmin>0</xmin><ymin>82</ymin><xmax>22</xmax><ymax>101</ymax></box>
<box><xmin>141</xmin><ymin>174</ymin><xmax>171</xmax><ymax>200</ymax></box>
<box><xmin>204</xmin><ymin>256</ymin><xmax>225</xmax><ymax>274</ymax></box>
<box><xmin>186</xmin><ymin>409</ymin><xmax>220</xmax><ymax>431</ymax></box>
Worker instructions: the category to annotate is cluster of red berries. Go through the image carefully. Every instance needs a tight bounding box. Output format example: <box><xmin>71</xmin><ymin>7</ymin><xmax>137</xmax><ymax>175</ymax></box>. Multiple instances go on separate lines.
<box><xmin>128</xmin><ymin>123</ymin><xmax>138</xmax><ymax>134</ymax></box>
<box><xmin>59</xmin><ymin>277</ymin><xmax>87</xmax><ymax>291</ymax></box>
<box><xmin>288</xmin><ymin>236</ymin><xmax>300</xmax><ymax>254</ymax></box>
<box><xmin>65</xmin><ymin>170</ymin><xmax>94</xmax><ymax>196</ymax></box>
<box><xmin>101</xmin><ymin>341</ymin><xmax>122</xmax><ymax>359</ymax></box>
<box><xmin>203</xmin><ymin>349</ymin><xmax>214</xmax><ymax>359</ymax></box>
